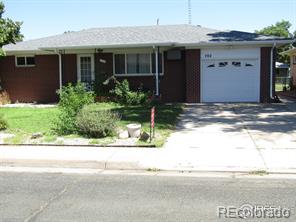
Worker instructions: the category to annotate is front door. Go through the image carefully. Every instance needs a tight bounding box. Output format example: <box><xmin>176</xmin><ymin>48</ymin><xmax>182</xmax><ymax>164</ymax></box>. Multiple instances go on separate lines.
<box><xmin>77</xmin><ymin>54</ymin><xmax>95</xmax><ymax>90</ymax></box>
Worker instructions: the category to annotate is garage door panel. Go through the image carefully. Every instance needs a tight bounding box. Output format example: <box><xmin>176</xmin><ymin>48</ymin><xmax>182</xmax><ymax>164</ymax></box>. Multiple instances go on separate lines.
<box><xmin>201</xmin><ymin>51</ymin><xmax>260</xmax><ymax>103</ymax></box>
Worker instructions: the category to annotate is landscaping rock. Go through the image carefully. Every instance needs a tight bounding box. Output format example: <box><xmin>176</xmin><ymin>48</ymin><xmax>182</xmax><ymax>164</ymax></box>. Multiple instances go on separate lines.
<box><xmin>31</xmin><ymin>132</ymin><xmax>43</xmax><ymax>139</ymax></box>
<box><xmin>140</xmin><ymin>131</ymin><xmax>150</xmax><ymax>142</ymax></box>
<box><xmin>118</xmin><ymin>130</ymin><xmax>129</xmax><ymax>139</ymax></box>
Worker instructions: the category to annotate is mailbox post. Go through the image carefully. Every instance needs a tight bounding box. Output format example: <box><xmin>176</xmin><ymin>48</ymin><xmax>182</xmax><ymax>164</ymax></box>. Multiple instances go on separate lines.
<box><xmin>150</xmin><ymin>106</ymin><xmax>155</xmax><ymax>143</ymax></box>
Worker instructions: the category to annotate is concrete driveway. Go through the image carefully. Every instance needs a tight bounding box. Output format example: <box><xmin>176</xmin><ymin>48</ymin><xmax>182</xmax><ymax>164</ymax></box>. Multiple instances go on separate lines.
<box><xmin>164</xmin><ymin>100</ymin><xmax>296</xmax><ymax>172</ymax></box>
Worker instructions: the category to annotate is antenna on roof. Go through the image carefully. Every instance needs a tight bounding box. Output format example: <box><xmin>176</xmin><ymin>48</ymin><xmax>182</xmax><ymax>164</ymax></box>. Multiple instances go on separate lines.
<box><xmin>188</xmin><ymin>0</ymin><xmax>192</xmax><ymax>25</ymax></box>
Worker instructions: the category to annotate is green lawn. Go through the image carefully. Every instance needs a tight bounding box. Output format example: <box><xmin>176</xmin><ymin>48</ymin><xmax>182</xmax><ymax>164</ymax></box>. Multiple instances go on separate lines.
<box><xmin>0</xmin><ymin>103</ymin><xmax>183</xmax><ymax>147</ymax></box>
<box><xmin>0</xmin><ymin>107</ymin><xmax>59</xmax><ymax>133</ymax></box>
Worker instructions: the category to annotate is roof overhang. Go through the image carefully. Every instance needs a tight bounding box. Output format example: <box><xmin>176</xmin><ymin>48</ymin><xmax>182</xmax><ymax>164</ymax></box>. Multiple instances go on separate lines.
<box><xmin>4</xmin><ymin>39</ymin><xmax>294</xmax><ymax>55</ymax></box>
<box><xmin>39</xmin><ymin>42</ymin><xmax>177</xmax><ymax>51</ymax></box>
<box><xmin>181</xmin><ymin>39</ymin><xmax>294</xmax><ymax>48</ymax></box>
<box><xmin>281</xmin><ymin>47</ymin><xmax>296</xmax><ymax>55</ymax></box>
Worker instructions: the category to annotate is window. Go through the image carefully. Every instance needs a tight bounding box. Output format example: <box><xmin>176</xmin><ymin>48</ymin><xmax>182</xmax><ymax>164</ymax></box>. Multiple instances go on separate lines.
<box><xmin>219</xmin><ymin>62</ymin><xmax>228</xmax><ymax>67</ymax></box>
<box><xmin>15</xmin><ymin>56</ymin><xmax>35</xmax><ymax>67</ymax></box>
<box><xmin>245</xmin><ymin>63</ymin><xmax>254</xmax><ymax>67</ymax></box>
<box><xmin>114</xmin><ymin>54</ymin><xmax>125</xmax><ymax>74</ymax></box>
<box><xmin>232</xmin><ymin>62</ymin><xmax>241</xmax><ymax>67</ymax></box>
<box><xmin>293</xmin><ymin>55</ymin><xmax>296</xmax><ymax>64</ymax></box>
<box><xmin>114</xmin><ymin>52</ymin><xmax>163</xmax><ymax>75</ymax></box>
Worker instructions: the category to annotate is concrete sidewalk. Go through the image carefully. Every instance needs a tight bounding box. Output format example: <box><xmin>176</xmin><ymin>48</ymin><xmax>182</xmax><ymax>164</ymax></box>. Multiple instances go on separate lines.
<box><xmin>1</xmin><ymin>145</ymin><xmax>296</xmax><ymax>174</ymax></box>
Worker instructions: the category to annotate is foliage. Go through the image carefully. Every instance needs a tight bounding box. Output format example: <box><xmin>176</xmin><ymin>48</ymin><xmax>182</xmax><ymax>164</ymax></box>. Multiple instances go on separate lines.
<box><xmin>0</xmin><ymin>1</ymin><xmax>23</xmax><ymax>56</ymax></box>
<box><xmin>54</xmin><ymin>82</ymin><xmax>95</xmax><ymax>134</ymax></box>
<box><xmin>255</xmin><ymin>20</ymin><xmax>292</xmax><ymax>38</ymax></box>
<box><xmin>109</xmin><ymin>78</ymin><xmax>150</xmax><ymax>105</ymax></box>
<box><xmin>255</xmin><ymin>20</ymin><xmax>293</xmax><ymax>63</ymax></box>
<box><xmin>0</xmin><ymin>90</ymin><xmax>10</xmax><ymax>105</ymax></box>
<box><xmin>0</xmin><ymin>114</ymin><xmax>8</xmax><ymax>130</ymax></box>
<box><xmin>76</xmin><ymin>103</ymin><xmax>120</xmax><ymax>138</ymax></box>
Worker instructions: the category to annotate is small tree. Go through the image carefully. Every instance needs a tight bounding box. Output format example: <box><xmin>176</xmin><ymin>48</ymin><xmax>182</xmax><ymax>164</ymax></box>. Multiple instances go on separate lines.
<box><xmin>255</xmin><ymin>20</ymin><xmax>293</xmax><ymax>63</ymax></box>
<box><xmin>0</xmin><ymin>1</ymin><xmax>23</xmax><ymax>56</ymax></box>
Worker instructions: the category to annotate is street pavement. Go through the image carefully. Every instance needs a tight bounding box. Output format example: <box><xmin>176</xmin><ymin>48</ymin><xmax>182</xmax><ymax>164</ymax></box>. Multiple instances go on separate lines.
<box><xmin>0</xmin><ymin>172</ymin><xmax>296</xmax><ymax>222</ymax></box>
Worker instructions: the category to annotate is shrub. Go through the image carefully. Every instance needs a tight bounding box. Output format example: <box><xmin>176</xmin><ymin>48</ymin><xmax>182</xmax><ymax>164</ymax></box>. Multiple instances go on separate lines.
<box><xmin>54</xmin><ymin>82</ymin><xmax>95</xmax><ymax>134</ymax></box>
<box><xmin>0</xmin><ymin>114</ymin><xmax>8</xmax><ymax>130</ymax></box>
<box><xmin>76</xmin><ymin>104</ymin><xmax>120</xmax><ymax>138</ymax></box>
<box><xmin>0</xmin><ymin>90</ymin><xmax>10</xmax><ymax>105</ymax></box>
<box><xmin>110</xmin><ymin>79</ymin><xmax>150</xmax><ymax>105</ymax></box>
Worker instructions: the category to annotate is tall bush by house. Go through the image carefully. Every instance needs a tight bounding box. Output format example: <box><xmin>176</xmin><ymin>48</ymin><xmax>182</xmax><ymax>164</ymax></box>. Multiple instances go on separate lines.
<box><xmin>76</xmin><ymin>103</ymin><xmax>120</xmax><ymax>138</ymax></box>
<box><xmin>109</xmin><ymin>78</ymin><xmax>150</xmax><ymax>105</ymax></box>
<box><xmin>54</xmin><ymin>82</ymin><xmax>95</xmax><ymax>134</ymax></box>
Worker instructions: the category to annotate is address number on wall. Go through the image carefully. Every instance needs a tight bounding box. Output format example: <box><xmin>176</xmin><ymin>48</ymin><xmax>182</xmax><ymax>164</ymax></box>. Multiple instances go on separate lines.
<box><xmin>204</xmin><ymin>53</ymin><xmax>212</xmax><ymax>58</ymax></box>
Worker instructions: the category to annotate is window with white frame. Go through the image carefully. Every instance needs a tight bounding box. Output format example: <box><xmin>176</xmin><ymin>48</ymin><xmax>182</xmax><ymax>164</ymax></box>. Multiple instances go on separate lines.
<box><xmin>15</xmin><ymin>56</ymin><xmax>35</xmax><ymax>67</ymax></box>
<box><xmin>114</xmin><ymin>53</ymin><xmax>163</xmax><ymax>75</ymax></box>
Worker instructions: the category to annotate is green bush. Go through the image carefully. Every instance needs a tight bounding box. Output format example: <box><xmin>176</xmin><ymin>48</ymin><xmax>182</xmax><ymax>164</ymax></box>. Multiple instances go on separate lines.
<box><xmin>110</xmin><ymin>79</ymin><xmax>150</xmax><ymax>105</ymax></box>
<box><xmin>76</xmin><ymin>104</ymin><xmax>120</xmax><ymax>138</ymax></box>
<box><xmin>54</xmin><ymin>82</ymin><xmax>95</xmax><ymax>134</ymax></box>
<box><xmin>0</xmin><ymin>114</ymin><xmax>8</xmax><ymax>130</ymax></box>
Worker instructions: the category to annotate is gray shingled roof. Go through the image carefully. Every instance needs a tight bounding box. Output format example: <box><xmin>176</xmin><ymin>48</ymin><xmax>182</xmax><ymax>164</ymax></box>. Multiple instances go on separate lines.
<box><xmin>3</xmin><ymin>24</ymin><xmax>292</xmax><ymax>52</ymax></box>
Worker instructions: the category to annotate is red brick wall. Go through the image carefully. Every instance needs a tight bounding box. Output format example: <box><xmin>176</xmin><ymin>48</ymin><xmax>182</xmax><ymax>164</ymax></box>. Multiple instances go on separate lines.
<box><xmin>260</xmin><ymin>47</ymin><xmax>273</xmax><ymax>103</ymax></box>
<box><xmin>161</xmin><ymin>51</ymin><xmax>186</xmax><ymax>102</ymax></box>
<box><xmin>101</xmin><ymin>52</ymin><xmax>186</xmax><ymax>102</ymax></box>
<box><xmin>62</xmin><ymin>54</ymin><xmax>77</xmax><ymax>85</ymax></box>
<box><xmin>0</xmin><ymin>55</ymin><xmax>59</xmax><ymax>103</ymax></box>
<box><xmin>185</xmin><ymin>49</ymin><xmax>200</xmax><ymax>103</ymax></box>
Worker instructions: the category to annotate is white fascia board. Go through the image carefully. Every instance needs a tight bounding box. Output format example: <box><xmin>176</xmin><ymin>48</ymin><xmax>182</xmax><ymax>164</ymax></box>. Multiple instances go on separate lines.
<box><xmin>182</xmin><ymin>39</ymin><xmax>294</xmax><ymax>48</ymax></box>
<box><xmin>39</xmin><ymin>42</ymin><xmax>176</xmax><ymax>51</ymax></box>
<box><xmin>5</xmin><ymin>50</ymin><xmax>55</xmax><ymax>56</ymax></box>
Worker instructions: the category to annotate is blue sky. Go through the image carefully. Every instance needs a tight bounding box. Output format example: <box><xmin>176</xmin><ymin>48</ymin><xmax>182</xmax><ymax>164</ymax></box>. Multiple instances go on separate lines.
<box><xmin>2</xmin><ymin>0</ymin><xmax>296</xmax><ymax>40</ymax></box>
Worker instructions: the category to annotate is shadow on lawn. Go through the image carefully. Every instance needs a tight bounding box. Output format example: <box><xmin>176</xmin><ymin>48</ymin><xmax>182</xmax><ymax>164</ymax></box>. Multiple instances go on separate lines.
<box><xmin>109</xmin><ymin>104</ymin><xmax>183</xmax><ymax>130</ymax></box>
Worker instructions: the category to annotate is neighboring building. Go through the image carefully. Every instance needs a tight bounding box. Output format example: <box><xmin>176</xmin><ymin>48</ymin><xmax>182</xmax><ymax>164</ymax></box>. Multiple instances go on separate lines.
<box><xmin>275</xmin><ymin>62</ymin><xmax>290</xmax><ymax>77</ymax></box>
<box><xmin>0</xmin><ymin>24</ymin><xmax>292</xmax><ymax>103</ymax></box>
<box><xmin>283</xmin><ymin>48</ymin><xmax>296</xmax><ymax>86</ymax></box>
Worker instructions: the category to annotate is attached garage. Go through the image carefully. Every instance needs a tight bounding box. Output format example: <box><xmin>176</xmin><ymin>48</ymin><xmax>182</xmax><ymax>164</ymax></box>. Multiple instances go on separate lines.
<box><xmin>201</xmin><ymin>48</ymin><xmax>260</xmax><ymax>102</ymax></box>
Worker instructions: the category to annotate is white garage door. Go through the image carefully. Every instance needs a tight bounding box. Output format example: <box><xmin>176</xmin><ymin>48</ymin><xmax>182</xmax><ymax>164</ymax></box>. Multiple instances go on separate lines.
<box><xmin>201</xmin><ymin>48</ymin><xmax>260</xmax><ymax>102</ymax></box>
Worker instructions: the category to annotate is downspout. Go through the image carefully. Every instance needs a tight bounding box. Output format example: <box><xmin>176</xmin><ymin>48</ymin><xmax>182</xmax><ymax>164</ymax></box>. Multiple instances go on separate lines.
<box><xmin>154</xmin><ymin>46</ymin><xmax>159</xmax><ymax>96</ymax></box>
<box><xmin>270</xmin><ymin>42</ymin><xmax>276</xmax><ymax>99</ymax></box>
<box><xmin>56</xmin><ymin>50</ymin><xmax>63</xmax><ymax>91</ymax></box>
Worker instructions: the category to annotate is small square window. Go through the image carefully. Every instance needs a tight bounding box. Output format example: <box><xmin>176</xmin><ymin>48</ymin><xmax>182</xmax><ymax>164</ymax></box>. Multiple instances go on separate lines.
<box><xmin>26</xmin><ymin>57</ymin><xmax>35</xmax><ymax>65</ymax></box>
<box><xmin>16</xmin><ymin>57</ymin><xmax>26</xmax><ymax>66</ymax></box>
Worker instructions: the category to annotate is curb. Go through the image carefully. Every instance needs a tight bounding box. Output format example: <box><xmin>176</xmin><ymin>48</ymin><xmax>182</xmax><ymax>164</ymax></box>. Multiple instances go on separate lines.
<box><xmin>2</xmin><ymin>158</ymin><xmax>296</xmax><ymax>175</ymax></box>
<box><xmin>0</xmin><ymin>143</ymin><xmax>156</xmax><ymax>148</ymax></box>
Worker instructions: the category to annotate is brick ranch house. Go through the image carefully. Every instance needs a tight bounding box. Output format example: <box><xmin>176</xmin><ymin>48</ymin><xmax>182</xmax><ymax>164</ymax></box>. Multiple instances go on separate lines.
<box><xmin>283</xmin><ymin>48</ymin><xmax>296</xmax><ymax>86</ymax></box>
<box><xmin>0</xmin><ymin>24</ymin><xmax>293</xmax><ymax>103</ymax></box>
